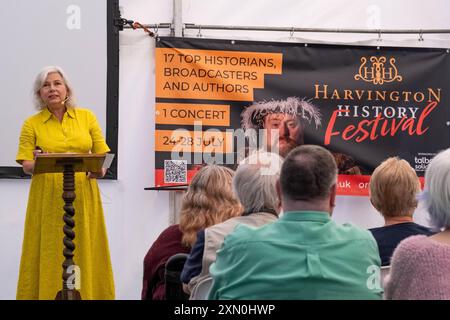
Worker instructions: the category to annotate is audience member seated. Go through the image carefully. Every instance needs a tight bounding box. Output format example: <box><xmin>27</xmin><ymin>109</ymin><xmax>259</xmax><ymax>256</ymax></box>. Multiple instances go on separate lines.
<box><xmin>208</xmin><ymin>145</ymin><xmax>383</xmax><ymax>300</ymax></box>
<box><xmin>165</xmin><ymin>253</ymin><xmax>189</xmax><ymax>300</ymax></box>
<box><xmin>181</xmin><ymin>152</ymin><xmax>283</xmax><ymax>295</ymax></box>
<box><xmin>368</xmin><ymin>157</ymin><xmax>435</xmax><ymax>266</ymax></box>
<box><xmin>385</xmin><ymin>149</ymin><xmax>450</xmax><ymax>299</ymax></box>
<box><xmin>141</xmin><ymin>165</ymin><xmax>242</xmax><ymax>300</ymax></box>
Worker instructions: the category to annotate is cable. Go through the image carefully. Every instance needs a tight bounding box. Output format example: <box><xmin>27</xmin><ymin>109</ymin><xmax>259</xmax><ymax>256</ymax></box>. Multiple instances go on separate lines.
<box><xmin>132</xmin><ymin>21</ymin><xmax>155</xmax><ymax>37</ymax></box>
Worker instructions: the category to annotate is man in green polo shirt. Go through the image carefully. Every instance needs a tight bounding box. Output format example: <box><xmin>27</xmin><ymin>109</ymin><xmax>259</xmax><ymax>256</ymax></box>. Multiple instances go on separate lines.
<box><xmin>208</xmin><ymin>145</ymin><xmax>382</xmax><ymax>300</ymax></box>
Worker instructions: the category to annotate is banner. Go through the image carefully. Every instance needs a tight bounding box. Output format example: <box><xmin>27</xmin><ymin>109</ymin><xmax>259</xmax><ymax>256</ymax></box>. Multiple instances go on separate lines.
<box><xmin>154</xmin><ymin>37</ymin><xmax>449</xmax><ymax>196</ymax></box>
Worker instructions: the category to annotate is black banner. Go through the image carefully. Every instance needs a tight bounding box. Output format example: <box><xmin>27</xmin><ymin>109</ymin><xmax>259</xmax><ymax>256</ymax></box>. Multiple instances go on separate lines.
<box><xmin>154</xmin><ymin>37</ymin><xmax>449</xmax><ymax>195</ymax></box>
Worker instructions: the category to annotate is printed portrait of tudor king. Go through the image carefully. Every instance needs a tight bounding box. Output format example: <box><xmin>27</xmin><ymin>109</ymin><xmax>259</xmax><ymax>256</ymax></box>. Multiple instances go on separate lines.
<box><xmin>240</xmin><ymin>96</ymin><xmax>362</xmax><ymax>175</ymax></box>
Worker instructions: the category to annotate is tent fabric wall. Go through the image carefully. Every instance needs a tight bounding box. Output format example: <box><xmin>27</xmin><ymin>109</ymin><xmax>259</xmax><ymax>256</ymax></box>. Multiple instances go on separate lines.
<box><xmin>0</xmin><ymin>0</ymin><xmax>448</xmax><ymax>299</ymax></box>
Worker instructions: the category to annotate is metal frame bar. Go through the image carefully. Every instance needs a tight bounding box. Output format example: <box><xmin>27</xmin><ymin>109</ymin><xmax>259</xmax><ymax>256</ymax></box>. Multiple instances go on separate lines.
<box><xmin>173</xmin><ymin>0</ymin><xmax>183</xmax><ymax>37</ymax></box>
<box><xmin>123</xmin><ymin>22</ymin><xmax>450</xmax><ymax>35</ymax></box>
<box><xmin>105</xmin><ymin>0</ymin><xmax>120</xmax><ymax>180</ymax></box>
<box><xmin>183</xmin><ymin>24</ymin><xmax>450</xmax><ymax>34</ymax></box>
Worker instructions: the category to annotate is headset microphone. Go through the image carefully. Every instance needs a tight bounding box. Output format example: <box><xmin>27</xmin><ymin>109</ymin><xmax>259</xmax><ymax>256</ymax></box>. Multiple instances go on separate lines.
<box><xmin>61</xmin><ymin>96</ymin><xmax>70</xmax><ymax>105</ymax></box>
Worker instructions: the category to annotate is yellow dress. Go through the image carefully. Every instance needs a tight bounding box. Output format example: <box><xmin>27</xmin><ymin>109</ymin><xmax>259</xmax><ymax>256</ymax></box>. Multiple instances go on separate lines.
<box><xmin>16</xmin><ymin>107</ymin><xmax>115</xmax><ymax>300</ymax></box>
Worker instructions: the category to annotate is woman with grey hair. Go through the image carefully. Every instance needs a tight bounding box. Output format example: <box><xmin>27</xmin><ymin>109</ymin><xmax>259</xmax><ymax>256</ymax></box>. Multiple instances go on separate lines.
<box><xmin>385</xmin><ymin>148</ymin><xmax>450</xmax><ymax>299</ymax></box>
<box><xmin>16</xmin><ymin>66</ymin><xmax>114</xmax><ymax>299</ymax></box>
<box><xmin>181</xmin><ymin>152</ymin><xmax>283</xmax><ymax>297</ymax></box>
<box><xmin>32</xmin><ymin>66</ymin><xmax>77</xmax><ymax>110</ymax></box>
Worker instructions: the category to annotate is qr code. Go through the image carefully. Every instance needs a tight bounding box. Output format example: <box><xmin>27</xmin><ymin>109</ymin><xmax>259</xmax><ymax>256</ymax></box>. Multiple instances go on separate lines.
<box><xmin>164</xmin><ymin>160</ymin><xmax>187</xmax><ymax>183</ymax></box>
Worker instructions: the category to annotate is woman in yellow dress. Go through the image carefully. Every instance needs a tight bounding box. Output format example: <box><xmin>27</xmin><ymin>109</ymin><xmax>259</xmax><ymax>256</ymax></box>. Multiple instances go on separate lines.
<box><xmin>16</xmin><ymin>66</ymin><xmax>115</xmax><ymax>299</ymax></box>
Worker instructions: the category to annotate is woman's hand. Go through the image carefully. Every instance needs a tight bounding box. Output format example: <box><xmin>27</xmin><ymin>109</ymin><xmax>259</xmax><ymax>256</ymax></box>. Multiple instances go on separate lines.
<box><xmin>33</xmin><ymin>150</ymin><xmax>41</xmax><ymax>158</ymax></box>
<box><xmin>87</xmin><ymin>167</ymin><xmax>107</xmax><ymax>179</ymax></box>
<box><xmin>22</xmin><ymin>160</ymin><xmax>35</xmax><ymax>175</ymax></box>
<box><xmin>22</xmin><ymin>147</ymin><xmax>47</xmax><ymax>175</ymax></box>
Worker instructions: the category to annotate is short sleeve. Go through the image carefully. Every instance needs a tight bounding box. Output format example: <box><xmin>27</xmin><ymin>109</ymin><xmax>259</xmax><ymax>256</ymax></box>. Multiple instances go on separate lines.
<box><xmin>16</xmin><ymin>119</ymin><xmax>36</xmax><ymax>163</ymax></box>
<box><xmin>88</xmin><ymin>110</ymin><xmax>110</xmax><ymax>154</ymax></box>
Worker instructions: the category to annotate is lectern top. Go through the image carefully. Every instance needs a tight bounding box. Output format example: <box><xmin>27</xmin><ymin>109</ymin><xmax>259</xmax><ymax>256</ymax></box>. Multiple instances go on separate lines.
<box><xmin>33</xmin><ymin>153</ymin><xmax>107</xmax><ymax>174</ymax></box>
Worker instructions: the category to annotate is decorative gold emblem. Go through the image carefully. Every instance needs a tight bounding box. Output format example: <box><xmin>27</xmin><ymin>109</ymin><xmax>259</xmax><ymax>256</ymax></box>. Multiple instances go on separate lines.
<box><xmin>354</xmin><ymin>56</ymin><xmax>402</xmax><ymax>84</ymax></box>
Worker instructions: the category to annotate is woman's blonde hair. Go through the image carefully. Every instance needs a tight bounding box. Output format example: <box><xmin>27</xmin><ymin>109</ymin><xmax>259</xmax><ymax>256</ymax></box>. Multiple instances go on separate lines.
<box><xmin>370</xmin><ymin>157</ymin><xmax>421</xmax><ymax>217</ymax></box>
<box><xmin>179</xmin><ymin>165</ymin><xmax>242</xmax><ymax>247</ymax></box>
<box><xmin>33</xmin><ymin>66</ymin><xmax>76</xmax><ymax>109</ymax></box>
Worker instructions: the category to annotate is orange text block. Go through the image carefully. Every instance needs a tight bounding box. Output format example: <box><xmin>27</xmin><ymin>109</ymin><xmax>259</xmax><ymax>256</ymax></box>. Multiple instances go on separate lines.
<box><xmin>156</xmin><ymin>103</ymin><xmax>230</xmax><ymax>126</ymax></box>
<box><xmin>155</xmin><ymin>129</ymin><xmax>233</xmax><ymax>153</ymax></box>
<box><xmin>156</xmin><ymin>48</ymin><xmax>283</xmax><ymax>101</ymax></box>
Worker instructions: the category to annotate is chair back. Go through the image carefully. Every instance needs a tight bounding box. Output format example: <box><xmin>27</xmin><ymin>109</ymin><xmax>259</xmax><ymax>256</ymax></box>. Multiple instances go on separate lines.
<box><xmin>380</xmin><ymin>265</ymin><xmax>391</xmax><ymax>286</ymax></box>
<box><xmin>190</xmin><ymin>277</ymin><xmax>213</xmax><ymax>300</ymax></box>
<box><xmin>380</xmin><ymin>265</ymin><xmax>391</xmax><ymax>299</ymax></box>
<box><xmin>165</xmin><ymin>253</ymin><xmax>190</xmax><ymax>300</ymax></box>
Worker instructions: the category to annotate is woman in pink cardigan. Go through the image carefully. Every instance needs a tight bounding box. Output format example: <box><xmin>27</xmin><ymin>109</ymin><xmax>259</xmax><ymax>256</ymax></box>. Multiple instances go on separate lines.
<box><xmin>385</xmin><ymin>148</ymin><xmax>450</xmax><ymax>300</ymax></box>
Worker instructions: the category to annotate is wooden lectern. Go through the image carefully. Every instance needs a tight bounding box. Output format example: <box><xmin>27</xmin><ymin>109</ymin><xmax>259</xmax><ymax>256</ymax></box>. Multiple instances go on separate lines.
<box><xmin>34</xmin><ymin>153</ymin><xmax>109</xmax><ymax>300</ymax></box>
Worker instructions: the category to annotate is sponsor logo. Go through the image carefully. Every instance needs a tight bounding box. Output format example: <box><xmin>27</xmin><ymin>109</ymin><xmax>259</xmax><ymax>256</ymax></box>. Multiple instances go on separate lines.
<box><xmin>414</xmin><ymin>155</ymin><xmax>433</xmax><ymax>171</ymax></box>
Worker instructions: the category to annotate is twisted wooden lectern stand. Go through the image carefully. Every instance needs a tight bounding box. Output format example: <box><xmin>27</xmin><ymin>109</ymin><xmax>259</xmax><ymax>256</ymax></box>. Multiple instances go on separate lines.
<box><xmin>34</xmin><ymin>153</ymin><xmax>107</xmax><ymax>300</ymax></box>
